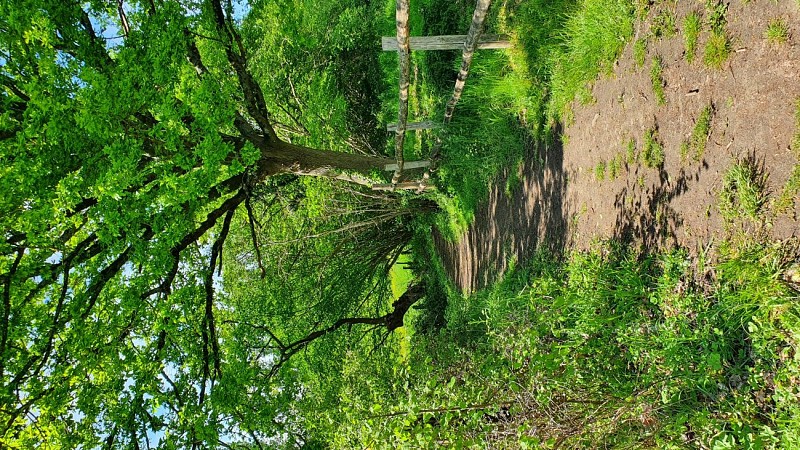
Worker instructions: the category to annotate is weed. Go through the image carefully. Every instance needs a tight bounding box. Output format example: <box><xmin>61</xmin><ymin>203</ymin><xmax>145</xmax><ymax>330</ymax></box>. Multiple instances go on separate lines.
<box><xmin>690</xmin><ymin>104</ymin><xmax>713</xmax><ymax>161</ymax></box>
<box><xmin>775</xmin><ymin>164</ymin><xmax>800</xmax><ymax>214</ymax></box>
<box><xmin>683</xmin><ymin>12</ymin><xmax>701</xmax><ymax>63</ymax></box>
<box><xmin>702</xmin><ymin>0</ymin><xmax>730</xmax><ymax>69</ymax></box>
<box><xmin>794</xmin><ymin>99</ymin><xmax>800</xmax><ymax>155</ymax></box>
<box><xmin>609</xmin><ymin>154</ymin><xmax>622</xmax><ymax>179</ymax></box>
<box><xmin>719</xmin><ymin>156</ymin><xmax>769</xmax><ymax>222</ymax></box>
<box><xmin>595</xmin><ymin>160</ymin><xmax>607</xmax><ymax>181</ymax></box>
<box><xmin>705</xmin><ymin>0</ymin><xmax>728</xmax><ymax>34</ymax></box>
<box><xmin>764</xmin><ymin>18</ymin><xmax>789</xmax><ymax>45</ymax></box>
<box><xmin>650</xmin><ymin>56</ymin><xmax>667</xmax><ymax>106</ymax></box>
<box><xmin>636</xmin><ymin>0</ymin><xmax>650</xmax><ymax>20</ymax></box>
<box><xmin>680</xmin><ymin>141</ymin><xmax>690</xmax><ymax>163</ymax></box>
<box><xmin>633</xmin><ymin>38</ymin><xmax>647</xmax><ymax>69</ymax></box>
<box><xmin>651</xmin><ymin>9</ymin><xmax>678</xmax><ymax>39</ymax></box>
<box><xmin>643</xmin><ymin>128</ymin><xmax>665</xmax><ymax>168</ymax></box>
<box><xmin>704</xmin><ymin>30</ymin><xmax>731</xmax><ymax>69</ymax></box>
<box><xmin>626</xmin><ymin>138</ymin><xmax>637</xmax><ymax>165</ymax></box>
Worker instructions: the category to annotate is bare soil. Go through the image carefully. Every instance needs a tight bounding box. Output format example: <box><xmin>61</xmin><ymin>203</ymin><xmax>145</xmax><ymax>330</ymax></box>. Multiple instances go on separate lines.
<box><xmin>437</xmin><ymin>1</ymin><xmax>800</xmax><ymax>294</ymax></box>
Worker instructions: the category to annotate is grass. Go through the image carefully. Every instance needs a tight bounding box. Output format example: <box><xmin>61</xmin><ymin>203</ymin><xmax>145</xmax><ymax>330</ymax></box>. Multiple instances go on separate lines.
<box><xmin>626</xmin><ymin>137</ymin><xmax>637</xmax><ymax>165</ymax></box>
<box><xmin>642</xmin><ymin>127</ymin><xmax>664</xmax><ymax>168</ymax></box>
<box><xmin>650</xmin><ymin>56</ymin><xmax>666</xmax><ymax>106</ymax></box>
<box><xmin>777</xmin><ymin>100</ymin><xmax>800</xmax><ymax>213</ymax></box>
<box><xmin>765</xmin><ymin>18</ymin><xmax>789</xmax><ymax>45</ymax></box>
<box><xmin>704</xmin><ymin>30</ymin><xmax>731</xmax><ymax>69</ymax></box>
<box><xmin>633</xmin><ymin>38</ymin><xmax>647</xmax><ymax>69</ymax></box>
<box><xmin>775</xmin><ymin>164</ymin><xmax>800</xmax><ymax>214</ymax></box>
<box><xmin>683</xmin><ymin>12</ymin><xmax>701</xmax><ymax>63</ymax></box>
<box><xmin>719</xmin><ymin>156</ymin><xmax>769</xmax><ymax>223</ymax></box>
<box><xmin>594</xmin><ymin>160</ymin><xmax>607</xmax><ymax>181</ymax></box>
<box><xmin>401</xmin><ymin>239</ymin><xmax>800</xmax><ymax>448</ymax></box>
<box><xmin>651</xmin><ymin>9</ymin><xmax>677</xmax><ymax>39</ymax></box>
<box><xmin>684</xmin><ymin>103</ymin><xmax>714</xmax><ymax>162</ymax></box>
<box><xmin>703</xmin><ymin>0</ymin><xmax>731</xmax><ymax>69</ymax></box>
<box><xmin>609</xmin><ymin>154</ymin><xmax>623</xmax><ymax>179</ymax></box>
<box><xmin>546</xmin><ymin>0</ymin><xmax>635</xmax><ymax>120</ymax></box>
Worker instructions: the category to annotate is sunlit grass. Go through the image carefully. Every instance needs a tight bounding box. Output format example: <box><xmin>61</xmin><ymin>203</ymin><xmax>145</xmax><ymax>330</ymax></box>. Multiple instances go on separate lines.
<box><xmin>683</xmin><ymin>12</ymin><xmax>701</xmax><ymax>63</ymax></box>
<box><xmin>764</xmin><ymin>18</ymin><xmax>789</xmax><ymax>45</ymax></box>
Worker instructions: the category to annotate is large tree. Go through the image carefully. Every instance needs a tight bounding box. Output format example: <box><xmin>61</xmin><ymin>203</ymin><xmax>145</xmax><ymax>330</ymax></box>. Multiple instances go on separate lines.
<box><xmin>0</xmin><ymin>0</ymin><xmax>417</xmax><ymax>447</ymax></box>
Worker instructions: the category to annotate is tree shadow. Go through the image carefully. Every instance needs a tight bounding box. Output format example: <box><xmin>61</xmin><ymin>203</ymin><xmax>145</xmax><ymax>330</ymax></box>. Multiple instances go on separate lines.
<box><xmin>434</xmin><ymin>125</ymin><xmax>569</xmax><ymax>294</ymax></box>
<box><xmin>611</xmin><ymin>159</ymin><xmax>711</xmax><ymax>253</ymax></box>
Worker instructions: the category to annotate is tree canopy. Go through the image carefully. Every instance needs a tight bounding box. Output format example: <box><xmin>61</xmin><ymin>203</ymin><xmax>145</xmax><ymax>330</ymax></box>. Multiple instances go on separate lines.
<box><xmin>0</xmin><ymin>0</ymin><xmax>418</xmax><ymax>447</ymax></box>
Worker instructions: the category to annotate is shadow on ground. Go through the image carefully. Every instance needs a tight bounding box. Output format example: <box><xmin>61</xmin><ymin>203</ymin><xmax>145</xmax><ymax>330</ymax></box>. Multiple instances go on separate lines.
<box><xmin>434</xmin><ymin>129</ymin><xmax>569</xmax><ymax>294</ymax></box>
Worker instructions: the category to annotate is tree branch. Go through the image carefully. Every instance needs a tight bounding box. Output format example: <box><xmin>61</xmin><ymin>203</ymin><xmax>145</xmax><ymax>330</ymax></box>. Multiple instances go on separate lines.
<box><xmin>244</xmin><ymin>195</ymin><xmax>266</xmax><ymax>279</ymax></box>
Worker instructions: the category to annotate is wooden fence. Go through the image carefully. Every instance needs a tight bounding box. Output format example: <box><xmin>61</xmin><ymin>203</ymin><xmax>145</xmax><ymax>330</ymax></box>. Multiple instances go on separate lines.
<box><xmin>372</xmin><ymin>0</ymin><xmax>510</xmax><ymax>192</ymax></box>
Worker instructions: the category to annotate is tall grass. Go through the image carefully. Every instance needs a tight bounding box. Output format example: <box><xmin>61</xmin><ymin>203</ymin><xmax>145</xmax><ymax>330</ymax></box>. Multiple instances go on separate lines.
<box><xmin>547</xmin><ymin>0</ymin><xmax>636</xmax><ymax>120</ymax></box>
<box><xmin>397</xmin><ymin>240</ymin><xmax>800</xmax><ymax>448</ymax></box>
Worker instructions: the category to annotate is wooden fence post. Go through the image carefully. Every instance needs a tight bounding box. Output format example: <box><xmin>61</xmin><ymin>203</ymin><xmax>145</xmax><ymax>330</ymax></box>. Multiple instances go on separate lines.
<box><xmin>392</xmin><ymin>0</ymin><xmax>411</xmax><ymax>187</ymax></box>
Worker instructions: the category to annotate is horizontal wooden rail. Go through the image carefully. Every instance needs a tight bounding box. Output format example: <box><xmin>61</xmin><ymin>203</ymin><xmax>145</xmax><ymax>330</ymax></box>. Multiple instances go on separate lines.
<box><xmin>386</xmin><ymin>120</ymin><xmax>440</xmax><ymax>132</ymax></box>
<box><xmin>384</xmin><ymin>160</ymin><xmax>430</xmax><ymax>171</ymax></box>
<box><xmin>382</xmin><ymin>34</ymin><xmax>511</xmax><ymax>51</ymax></box>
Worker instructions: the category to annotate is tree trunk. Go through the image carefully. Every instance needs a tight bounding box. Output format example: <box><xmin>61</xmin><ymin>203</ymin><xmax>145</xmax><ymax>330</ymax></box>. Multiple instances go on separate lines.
<box><xmin>257</xmin><ymin>140</ymin><xmax>395</xmax><ymax>181</ymax></box>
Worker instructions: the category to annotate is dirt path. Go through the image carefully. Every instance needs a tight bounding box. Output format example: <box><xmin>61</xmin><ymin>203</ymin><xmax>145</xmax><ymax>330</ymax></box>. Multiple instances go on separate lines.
<box><xmin>437</xmin><ymin>1</ymin><xmax>800</xmax><ymax>294</ymax></box>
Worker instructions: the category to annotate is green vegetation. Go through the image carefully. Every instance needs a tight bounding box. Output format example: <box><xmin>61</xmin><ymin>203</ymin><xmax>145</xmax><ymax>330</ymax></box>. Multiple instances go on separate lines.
<box><xmin>345</xmin><ymin>240</ymin><xmax>800</xmax><ymax>447</ymax></box>
<box><xmin>595</xmin><ymin>160</ymin><xmax>607</xmax><ymax>181</ymax></box>
<box><xmin>683</xmin><ymin>103</ymin><xmax>714</xmax><ymax>162</ymax></box>
<box><xmin>720</xmin><ymin>157</ymin><xmax>769</xmax><ymax>223</ymax></box>
<box><xmin>544</xmin><ymin>0</ymin><xmax>636</xmax><ymax>120</ymax></box>
<box><xmin>650</xmin><ymin>56</ymin><xmax>667</xmax><ymax>106</ymax></box>
<box><xmin>633</xmin><ymin>38</ymin><xmax>647</xmax><ymax>68</ymax></box>
<box><xmin>765</xmin><ymin>18</ymin><xmax>789</xmax><ymax>45</ymax></box>
<box><xmin>3</xmin><ymin>0</ymin><xmax>798</xmax><ymax>448</ymax></box>
<box><xmin>777</xmin><ymin>100</ymin><xmax>800</xmax><ymax>213</ymax></box>
<box><xmin>651</xmin><ymin>9</ymin><xmax>678</xmax><ymax>39</ymax></box>
<box><xmin>609</xmin><ymin>153</ymin><xmax>623</xmax><ymax>179</ymax></box>
<box><xmin>643</xmin><ymin>128</ymin><xmax>665</xmax><ymax>168</ymax></box>
<box><xmin>683</xmin><ymin>12</ymin><xmax>702</xmax><ymax>63</ymax></box>
<box><xmin>703</xmin><ymin>1</ymin><xmax>731</xmax><ymax>69</ymax></box>
<box><xmin>626</xmin><ymin>137</ymin><xmax>638</xmax><ymax>165</ymax></box>
<box><xmin>704</xmin><ymin>30</ymin><xmax>731</xmax><ymax>69</ymax></box>
<box><xmin>775</xmin><ymin>164</ymin><xmax>800</xmax><ymax>214</ymax></box>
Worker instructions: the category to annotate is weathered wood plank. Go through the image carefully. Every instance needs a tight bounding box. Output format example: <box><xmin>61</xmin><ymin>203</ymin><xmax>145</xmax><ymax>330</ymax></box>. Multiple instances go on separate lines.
<box><xmin>384</xmin><ymin>160</ymin><xmax>430</xmax><ymax>171</ymax></box>
<box><xmin>392</xmin><ymin>0</ymin><xmax>410</xmax><ymax>186</ymax></box>
<box><xmin>381</xmin><ymin>34</ymin><xmax>511</xmax><ymax>51</ymax></box>
<box><xmin>386</xmin><ymin>121</ymin><xmax>440</xmax><ymax>132</ymax></box>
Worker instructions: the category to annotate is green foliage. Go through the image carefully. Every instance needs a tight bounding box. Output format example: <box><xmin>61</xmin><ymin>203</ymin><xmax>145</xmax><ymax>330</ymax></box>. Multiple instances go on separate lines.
<box><xmin>642</xmin><ymin>128</ymin><xmax>665</xmax><ymax>168</ymax></box>
<box><xmin>650</xmin><ymin>56</ymin><xmax>667</xmax><ymax>106</ymax></box>
<box><xmin>682</xmin><ymin>103</ymin><xmax>714</xmax><ymax>162</ymax></box>
<box><xmin>609</xmin><ymin>153</ymin><xmax>623</xmax><ymax>179</ymax></box>
<box><xmin>765</xmin><ymin>18</ymin><xmax>789</xmax><ymax>45</ymax></box>
<box><xmin>703</xmin><ymin>1</ymin><xmax>731</xmax><ymax>69</ymax></box>
<box><xmin>626</xmin><ymin>137</ymin><xmax>638</xmax><ymax>165</ymax></box>
<box><xmin>719</xmin><ymin>157</ymin><xmax>769</xmax><ymax>222</ymax></box>
<box><xmin>546</xmin><ymin>0</ymin><xmax>636</xmax><ymax>120</ymax></box>
<box><xmin>651</xmin><ymin>9</ymin><xmax>678</xmax><ymax>39</ymax></box>
<box><xmin>683</xmin><ymin>12</ymin><xmax>701</xmax><ymax>63</ymax></box>
<box><xmin>633</xmin><ymin>38</ymin><xmax>647</xmax><ymax>68</ymax></box>
<box><xmin>594</xmin><ymin>160</ymin><xmax>607</xmax><ymax>181</ymax></box>
<box><xmin>775</xmin><ymin>163</ymin><xmax>800</xmax><ymax>214</ymax></box>
<box><xmin>343</xmin><ymin>238</ymin><xmax>800</xmax><ymax>448</ymax></box>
